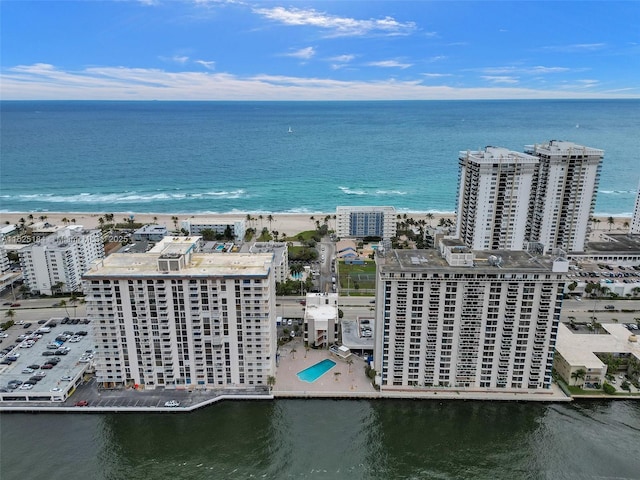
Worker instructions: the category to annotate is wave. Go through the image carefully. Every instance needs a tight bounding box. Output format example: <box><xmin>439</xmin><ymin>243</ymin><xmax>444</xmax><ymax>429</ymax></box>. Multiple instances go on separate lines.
<box><xmin>599</xmin><ymin>189</ymin><xmax>636</xmax><ymax>195</ymax></box>
<box><xmin>5</xmin><ymin>190</ymin><xmax>248</xmax><ymax>204</ymax></box>
<box><xmin>338</xmin><ymin>186</ymin><xmax>408</xmax><ymax>196</ymax></box>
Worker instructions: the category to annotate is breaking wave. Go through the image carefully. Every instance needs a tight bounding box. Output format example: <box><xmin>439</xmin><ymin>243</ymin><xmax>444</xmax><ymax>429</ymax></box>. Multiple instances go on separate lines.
<box><xmin>5</xmin><ymin>190</ymin><xmax>248</xmax><ymax>204</ymax></box>
<box><xmin>338</xmin><ymin>186</ymin><xmax>408</xmax><ymax>196</ymax></box>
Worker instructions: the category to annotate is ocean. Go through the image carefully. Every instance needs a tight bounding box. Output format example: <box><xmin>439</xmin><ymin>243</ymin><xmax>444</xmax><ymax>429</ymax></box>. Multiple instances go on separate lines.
<box><xmin>1</xmin><ymin>100</ymin><xmax>639</xmax><ymax>216</ymax></box>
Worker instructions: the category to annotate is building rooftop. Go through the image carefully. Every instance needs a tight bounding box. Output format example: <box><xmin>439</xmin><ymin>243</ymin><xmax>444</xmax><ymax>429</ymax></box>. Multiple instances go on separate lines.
<box><xmin>556</xmin><ymin>323</ymin><xmax>640</xmax><ymax>368</ymax></box>
<box><xmin>84</xmin><ymin>252</ymin><xmax>273</xmax><ymax>278</ymax></box>
<box><xmin>459</xmin><ymin>146</ymin><xmax>538</xmax><ymax>164</ymax></box>
<box><xmin>524</xmin><ymin>140</ymin><xmax>604</xmax><ymax>156</ymax></box>
<box><xmin>584</xmin><ymin>233</ymin><xmax>640</xmax><ymax>254</ymax></box>
<box><xmin>378</xmin><ymin>248</ymin><xmax>561</xmax><ymax>273</ymax></box>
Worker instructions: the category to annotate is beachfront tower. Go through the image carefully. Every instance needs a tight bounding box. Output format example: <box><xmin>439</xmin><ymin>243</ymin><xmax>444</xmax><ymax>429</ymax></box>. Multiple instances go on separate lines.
<box><xmin>83</xmin><ymin>236</ymin><xmax>276</xmax><ymax>391</ymax></box>
<box><xmin>631</xmin><ymin>179</ymin><xmax>640</xmax><ymax>234</ymax></box>
<box><xmin>456</xmin><ymin>147</ymin><xmax>538</xmax><ymax>251</ymax></box>
<box><xmin>524</xmin><ymin>141</ymin><xmax>603</xmax><ymax>253</ymax></box>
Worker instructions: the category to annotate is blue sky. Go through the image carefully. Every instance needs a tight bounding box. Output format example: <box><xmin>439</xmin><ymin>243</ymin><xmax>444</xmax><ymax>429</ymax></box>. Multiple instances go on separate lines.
<box><xmin>2</xmin><ymin>1</ymin><xmax>639</xmax><ymax>100</ymax></box>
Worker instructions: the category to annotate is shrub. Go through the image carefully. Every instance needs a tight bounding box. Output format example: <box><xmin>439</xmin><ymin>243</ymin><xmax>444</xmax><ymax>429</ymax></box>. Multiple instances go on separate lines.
<box><xmin>603</xmin><ymin>382</ymin><xmax>616</xmax><ymax>394</ymax></box>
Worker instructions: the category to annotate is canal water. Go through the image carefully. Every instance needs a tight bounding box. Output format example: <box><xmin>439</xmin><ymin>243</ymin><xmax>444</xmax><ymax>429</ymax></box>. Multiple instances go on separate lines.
<box><xmin>1</xmin><ymin>399</ymin><xmax>639</xmax><ymax>479</ymax></box>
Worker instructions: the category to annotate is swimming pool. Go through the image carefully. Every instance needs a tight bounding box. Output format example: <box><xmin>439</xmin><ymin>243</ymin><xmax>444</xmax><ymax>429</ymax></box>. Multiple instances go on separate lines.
<box><xmin>297</xmin><ymin>359</ymin><xmax>336</xmax><ymax>383</ymax></box>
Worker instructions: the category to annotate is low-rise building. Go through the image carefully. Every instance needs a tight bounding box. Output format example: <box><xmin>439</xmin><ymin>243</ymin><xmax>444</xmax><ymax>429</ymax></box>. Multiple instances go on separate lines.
<box><xmin>247</xmin><ymin>242</ymin><xmax>289</xmax><ymax>283</ymax></box>
<box><xmin>181</xmin><ymin>218</ymin><xmax>246</xmax><ymax>241</ymax></box>
<box><xmin>304</xmin><ymin>293</ymin><xmax>339</xmax><ymax>349</ymax></box>
<box><xmin>133</xmin><ymin>224</ymin><xmax>168</xmax><ymax>242</ymax></box>
<box><xmin>555</xmin><ymin>323</ymin><xmax>640</xmax><ymax>387</ymax></box>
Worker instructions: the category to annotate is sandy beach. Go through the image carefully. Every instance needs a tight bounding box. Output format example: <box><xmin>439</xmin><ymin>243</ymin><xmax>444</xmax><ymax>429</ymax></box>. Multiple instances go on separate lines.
<box><xmin>0</xmin><ymin>211</ymin><xmax>457</xmax><ymax>237</ymax></box>
<box><xmin>0</xmin><ymin>211</ymin><xmax>632</xmax><ymax>240</ymax></box>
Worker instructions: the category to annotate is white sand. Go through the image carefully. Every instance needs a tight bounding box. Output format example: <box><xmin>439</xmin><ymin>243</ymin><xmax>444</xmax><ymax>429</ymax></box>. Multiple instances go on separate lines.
<box><xmin>0</xmin><ymin>211</ymin><xmax>456</xmax><ymax>236</ymax></box>
<box><xmin>0</xmin><ymin>211</ymin><xmax>631</xmax><ymax>239</ymax></box>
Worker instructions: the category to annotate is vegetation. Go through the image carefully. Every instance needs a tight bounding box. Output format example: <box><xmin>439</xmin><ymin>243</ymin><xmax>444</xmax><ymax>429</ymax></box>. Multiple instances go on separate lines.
<box><xmin>602</xmin><ymin>382</ymin><xmax>617</xmax><ymax>395</ymax></box>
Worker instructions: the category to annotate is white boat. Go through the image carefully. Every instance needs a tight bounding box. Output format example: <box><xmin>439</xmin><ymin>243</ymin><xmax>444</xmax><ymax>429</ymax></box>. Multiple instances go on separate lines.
<box><xmin>288</xmin><ymin>126</ymin><xmax>293</xmax><ymax>133</ymax></box>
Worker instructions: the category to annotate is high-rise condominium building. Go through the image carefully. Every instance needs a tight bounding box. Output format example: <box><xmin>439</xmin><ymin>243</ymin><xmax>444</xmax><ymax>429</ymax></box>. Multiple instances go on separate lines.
<box><xmin>456</xmin><ymin>147</ymin><xmax>538</xmax><ymax>251</ymax></box>
<box><xmin>374</xmin><ymin>240</ymin><xmax>567</xmax><ymax>393</ymax></box>
<box><xmin>631</xmin><ymin>180</ymin><xmax>640</xmax><ymax>234</ymax></box>
<box><xmin>336</xmin><ymin>206</ymin><xmax>397</xmax><ymax>240</ymax></box>
<box><xmin>83</xmin><ymin>236</ymin><xmax>276</xmax><ymax>391</ymax></box>
<box><xmin>525</xmin><ymin>140</ymin><xmax>603</xmax><ymax>253</ymax></box>
<box><xmin>19</xmin><ymin>227</ymin><xmax>104</xmax><ymax>295</ymax></box>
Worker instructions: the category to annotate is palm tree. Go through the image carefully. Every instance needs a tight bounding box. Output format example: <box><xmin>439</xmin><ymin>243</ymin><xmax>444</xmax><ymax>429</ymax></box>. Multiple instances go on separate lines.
<box><xmin>4</xmin><ymin>309</ymin><xmax>16</xmax><ymax>323</ymax></box>
<box><xmin>171</xmin><ymin>216</ymin><xmax>179</xmax><ymax>231</ymax></box>
<box><xmin>623</xmin><ymin>221</ymin><xmax>630</xmax><ymax>230</ymax></box>
<box><xmin>304</xmin><ymin>344</ymin><xmax>310</xmax><ymax>358</ymax></box>
<box><xmin>290</xmin><ymin>347</ymin><xmax>297</xmax><ymax>360</ymax></box>
<box><xmin>346</xmin><ymin>358</ymin><xmax>354</xmax><ymax>373</ymax></box>
<box><xmin>58</xmin><ymin>299</ymin><xmax>70</xmax><ymax>318</ymax></box>
<box><xmin>570</xmin><ymin>368</ymin><xmax>586</xmax><ymax>386</ymax></box>
<box><xmin>607</xmin><ymin>216</ymin><xmax>615</xmax><ymax>231</ymax></box>
<box><xmin>426</xmin><ymin>212</ymin><xmax>434</xmax><ymax>226</ymax></box>
<box><xmin>266</xmin><ymin>375</ymin><xmax>276</xmax><ymax>393</ymax></box>
<box><xmin>334</xmin><ymin>372</ymin><xmax>341</xmax><ymax>382</ymax></box>
<box><xmin>267</xmin><ymin>215</ymin><xmax>274</xmax><ymax>230</ymax></box>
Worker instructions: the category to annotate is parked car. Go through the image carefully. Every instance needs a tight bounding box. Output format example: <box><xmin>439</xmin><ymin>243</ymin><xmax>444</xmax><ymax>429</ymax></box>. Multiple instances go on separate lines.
<box><xmin>604</xmin><ymin>305</ymin><xmax>615</xmax><ymax>310</ymax></box>
<box><xmin>40</xmin><ymin>364</ymin><xmax>54</xmax><ymax>369</ymax></box>
<box><xmin>74</xmin><ymin>400</ymin><xmax>89</xmax><ymax>407</ymax></box>
<box><xmin>10</xmin><ymin>303</ymin><xmax>21</xmax><ymax>307</ymax></box>
<box><xmin>164</xmin><ymin>400</ymin><xmax>180</xmax><ymax>407</ymax></box>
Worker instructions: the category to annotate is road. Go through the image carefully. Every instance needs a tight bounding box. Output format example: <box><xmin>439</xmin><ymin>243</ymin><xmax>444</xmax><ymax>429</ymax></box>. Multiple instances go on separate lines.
<box><xmin>3</xmin><ymin>296</ymin><xmax>638</xmax><ymax>328</ymax></box>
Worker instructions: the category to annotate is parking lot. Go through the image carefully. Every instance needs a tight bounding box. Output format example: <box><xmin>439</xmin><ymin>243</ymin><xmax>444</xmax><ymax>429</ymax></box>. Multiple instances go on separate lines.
<box><xmin>0</xmin><ymin>317</ymin><xmax>93</xmax><ymax>402</ymax></box>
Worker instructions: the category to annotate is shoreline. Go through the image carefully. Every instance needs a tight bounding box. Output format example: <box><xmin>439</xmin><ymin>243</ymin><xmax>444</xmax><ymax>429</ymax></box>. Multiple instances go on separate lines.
<box><xmin>0</xmin><ymin>211</ymin><xmax>633</xmax><ymax>238</ymax></box>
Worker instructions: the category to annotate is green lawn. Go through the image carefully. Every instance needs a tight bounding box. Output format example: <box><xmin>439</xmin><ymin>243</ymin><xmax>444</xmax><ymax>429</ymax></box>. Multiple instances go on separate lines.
<box><xmin>338</xmin><ymin>260</ymin><xmax>377</xmax><ymax>293</ymax></box>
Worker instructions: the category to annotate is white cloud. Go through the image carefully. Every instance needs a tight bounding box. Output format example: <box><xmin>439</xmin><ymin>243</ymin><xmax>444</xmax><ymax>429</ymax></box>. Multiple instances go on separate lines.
<box><xmin>284</xmin><ymin>47</ymin><xmax>316</xmax><ymax>60</ymax></box>
<box><xmin>195</xmin><ymin>60</ymin><xmax>216</xmax><ymax>70</ymax></box>
<box><xmin>481</xmin><ymin>75</ymin><xmax>519</xmax><ymax>84</ymax></box>
<box><xmin>367</xmin><ymin>60</ymin><xmax>413</xmax><ymax>69</ymax></box>
<box><xmin>422</xmin><ymin>73</ymin><xmax>453</xmax><ymax>78</ymax></box>
<box><xmin>481</xmin><ymin>65</ymin><xmax>571</xmax><ymax>75</ymax></box>
<box><xmin>2</xmin><ymin>63</ymin><xmax>636</xmax><ymax>101</ymax></box>
<box><xmin>542</xmin><ymin>43</ymin><xmax>606</xmax><ymax>52</ymax></box>
<box><xmin>252</xmin><ymin>7</ymin><xmax>417</xmax><ymax>37</ymax></box>
<box><xmin>159</xmin><ymin>55</ymin><xmax>190</xmax><ymax>64</ymax></box>
<box><xmin>328</xmin><ymin>54</ymin><xmax>355</xmax><ymax>63</ymax></box>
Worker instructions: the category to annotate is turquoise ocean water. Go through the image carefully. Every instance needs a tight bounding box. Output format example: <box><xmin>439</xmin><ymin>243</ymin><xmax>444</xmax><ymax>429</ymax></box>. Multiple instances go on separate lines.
<box><xmin>1</xmin><ymin>100</ymin><xmax>639</xmax><ymax>216</ymax></box>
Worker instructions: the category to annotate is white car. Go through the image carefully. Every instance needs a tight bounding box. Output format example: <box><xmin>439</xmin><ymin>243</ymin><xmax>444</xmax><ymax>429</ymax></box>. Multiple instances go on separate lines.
<box><xmin>19</xmin><ymin>384</ymin><xmax>33</xmax><ymax>390</ymax></box>
<box><xmin>61</xmin><ymin>376</ymin><xmax>74</xmax><ymax>381</ymax></box>
<box><xmin>22</xmin><ymin>368</ymin><xmax>35</xmax><ymax>374</ymax></box>
<box><xmin>164</xmin><ymin>400</ymin><xmax>180</xmax><ymax>407</ymax></box>
<box><xmin>0</xmin><ymin>333</ymin><xmax>8</xmax><ymax>338</ymax></box>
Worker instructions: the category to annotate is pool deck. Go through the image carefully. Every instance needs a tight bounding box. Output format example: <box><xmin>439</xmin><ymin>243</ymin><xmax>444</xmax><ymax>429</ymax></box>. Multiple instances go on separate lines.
<box><xmin>274</xmin><ymin>338</ymin><xmax>377</xmax><ymax>397</ymax></box>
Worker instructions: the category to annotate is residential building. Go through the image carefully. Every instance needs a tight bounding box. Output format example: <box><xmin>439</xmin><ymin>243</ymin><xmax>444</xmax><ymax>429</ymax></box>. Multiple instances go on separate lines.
<box><xmin>631</xmin><ymin>180</ymin><xmax>640</xmax><ymax>234</ymax></box>
<box><xmin>19</xmin><ymin>227</ymin><xmax>104</xmax><ymax>295</ymax></box>
<box><xmin>303</xmin><ymin>292</ymin><xmax>339</xmax><ymax>348</ymax></box>
<box><xmin>83</xmin><ymin>236</ymin><xmax>276</xmax><ymax>391</ymax></box>
<box><xmin>525</xmin><ymin>140</ymin><xmax>603</xmax><ymax>253</ymax></box>
<box><xmin>456</xmin><ymin>146</ymin><xmax>539</xmax><ymax>251</ymax></box>
<box><xmin>133</xmin><ymin>224</ymin><xmax>168</xmax><ymax>242</ymax></box>
<box><xmin>374</xmin><ymin>239</ymin><xmax>567</xmax><ymax>393</ymax></box>
<box><xmin>336</xmin><ymin>206</ymin><xmax>397</xmax><ymax>240</ymax></box>
<box><xmin>554</xmin><ymin>323</ymin><xmax>640</xmax><ymax>388</ymax></box>
<box><xmin>247</xmin><ymin>242</ymin><xmax>289</xmax><ymax>283</ymax></box>
<box><xmin>181</xmin><ymin>218</ymin><xmax>246</xmax><ymax>241</ymax></box>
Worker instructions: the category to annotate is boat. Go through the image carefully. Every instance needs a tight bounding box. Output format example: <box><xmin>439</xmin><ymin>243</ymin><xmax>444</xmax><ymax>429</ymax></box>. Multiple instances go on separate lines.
<box><xmin>288</xmin><ymin>126</ymin><xmax>293</xmax><ymax>133</ymax></box>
